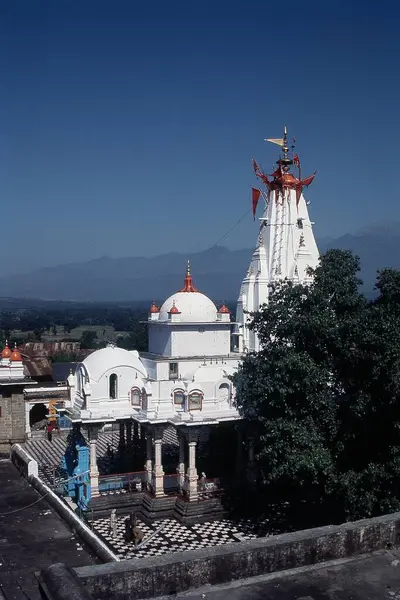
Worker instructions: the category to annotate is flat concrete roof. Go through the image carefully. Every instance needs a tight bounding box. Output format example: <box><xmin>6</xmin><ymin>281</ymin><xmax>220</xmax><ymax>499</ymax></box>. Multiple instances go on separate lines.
<box><xmin>0</xmin><ymin>460</ymin><xmax>98</xmax><ymax>599</ymax></box>
<box><xmin>170</xmin><ymin>550</ymin><xmax>400</xmax><ymax>599</ymax></box>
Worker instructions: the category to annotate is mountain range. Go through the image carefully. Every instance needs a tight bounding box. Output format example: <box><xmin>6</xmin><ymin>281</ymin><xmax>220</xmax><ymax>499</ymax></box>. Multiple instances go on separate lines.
<box><xmin>1</xmin><ymin>223</ymin><xmax>399</xmax><ymax>302</ymax></box>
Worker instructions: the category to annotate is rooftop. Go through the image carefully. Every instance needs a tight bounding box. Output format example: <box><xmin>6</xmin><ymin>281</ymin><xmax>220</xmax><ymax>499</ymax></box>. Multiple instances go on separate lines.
<box><xmin>176</xmin><ymin>550</ymin><xmax>400</xmax><ymax>599</ymax></box>
<box><xmin>0</xmin><ymin>460</ymin><xmax>98</xmax><ymax>599</ymax></box>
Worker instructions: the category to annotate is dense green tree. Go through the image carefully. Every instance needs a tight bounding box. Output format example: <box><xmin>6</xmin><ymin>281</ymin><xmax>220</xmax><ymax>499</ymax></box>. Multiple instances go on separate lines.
<box><xmin>80</xmin><ymin>330</ymin><xmax>98</xmax><ymax>349</ymax></box>
<box><xmin>233</xmin><ymin>250</ymin><xmax>400</xmax><ymax>527</ymax></box>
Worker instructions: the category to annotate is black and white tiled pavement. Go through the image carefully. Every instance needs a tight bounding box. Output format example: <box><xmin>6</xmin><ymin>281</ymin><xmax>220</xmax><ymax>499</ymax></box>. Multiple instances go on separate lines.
<box><xmin>92</xmin><ymin>515</ymin><xmax>262</xmax><ymax>560</ymax></box>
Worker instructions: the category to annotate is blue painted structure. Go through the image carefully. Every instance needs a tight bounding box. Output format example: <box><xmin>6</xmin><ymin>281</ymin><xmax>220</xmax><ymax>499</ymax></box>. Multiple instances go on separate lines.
<box><xmin>58</xmin><ymin>414</ymin><xmax>72</xmax><ymax>430</ymax></box>
<box><xmin>60</xmin><ymin>424</ymin><xmax>90</xmax><ymax>510</ymax></box>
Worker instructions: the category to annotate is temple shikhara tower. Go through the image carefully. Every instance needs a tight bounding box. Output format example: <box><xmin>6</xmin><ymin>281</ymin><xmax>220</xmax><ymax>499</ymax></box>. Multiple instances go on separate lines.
<box><xmin>235</xmin><ymin>127</ymin><xmax>320</xmax><ymax>353</ymax></box>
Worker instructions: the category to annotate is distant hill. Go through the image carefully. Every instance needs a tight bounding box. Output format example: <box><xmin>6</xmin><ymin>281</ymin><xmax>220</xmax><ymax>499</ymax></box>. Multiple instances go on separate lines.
<box><xmin>0</xmin><ymin>246</ymin><xmax>251</xmax><ymax>303</ymax></box>
<box><xmin>318</xmin><ymin>221</ymin><xmax>400</xmax><ymax>295</ymax></box>
<box><xmin>0</xmin><ymin>223</ymin><xmax>399</xmax><ymax>302</ymax></box>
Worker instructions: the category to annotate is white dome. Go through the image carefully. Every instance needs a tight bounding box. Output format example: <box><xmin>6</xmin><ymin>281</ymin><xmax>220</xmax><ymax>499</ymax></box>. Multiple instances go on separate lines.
<box><xmin>81</xmin><ymin>345</ymin><xmax>147</xmax><ymax>382</ymax></box>
<box><xmin>159</xmin><ymin>291</ymin><xmax>218</xmax><ymax>323</ymax></box>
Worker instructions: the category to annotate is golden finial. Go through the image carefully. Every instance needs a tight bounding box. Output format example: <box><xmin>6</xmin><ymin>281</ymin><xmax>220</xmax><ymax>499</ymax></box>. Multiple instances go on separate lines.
<box><xmin>265</xmin><ymin>125</ymin><xmax>292</xmax><ymax>169</ymax></box>
<box><xmin>186</xmin><ymin>260</ymin><xmax>191</xmax><ymax>276</ymax></box>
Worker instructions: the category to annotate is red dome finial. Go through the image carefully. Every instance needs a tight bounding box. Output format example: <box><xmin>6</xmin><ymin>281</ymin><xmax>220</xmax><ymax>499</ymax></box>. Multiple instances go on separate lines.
<box><xmin>169</xmin><ymin>300</ymin><xmax>180</xmax><ymax>314</ymax></box>
<box><xmin>11</xmin><ymin>342</ymin><xmax>22</xmax><ymax>362</ymax></box>
<box><xmin>218</xmin><ymin>304</ymin><xmax>230</xmax><ymax>314</ymax></box>
<box><xmin>1</xmin><ymin>340</ymin><xmax>11</xmax><ymax>359</ymax></box>
<box><xmin>180</xmin><ymin>260</ymin><xmax>199</xmax><ymax>293</ymax></box>
<box><xmin>149</xmin><ymin>301</ymin><xmax>160</xmax><ymax>313</ymax></box>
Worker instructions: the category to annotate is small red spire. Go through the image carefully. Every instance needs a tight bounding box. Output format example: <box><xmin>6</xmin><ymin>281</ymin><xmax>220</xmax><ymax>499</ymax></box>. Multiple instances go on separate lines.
<box><xmin>1</xmin><ymin>340</ymin><xmax>11</xmax><ymax>359</ymax></box>
<box><xmin>11</xmin><ymin>343</ymin><xmax>22</xmax><ymax>362</ymax></box>
<box><xmin>149</xmin><ymin>301</ymin><xmax>160</xmax><ymax>313</ymax></box>
<box><xmin>180</xmin><ymin>260</ymin><xmax>199</xmax><ymax>293</ymax></box>
<box><xmin>169</xmin><ymin>300</ymin><xmax>180</xmax><ymax>314</ymax></box>
<box><xmin>218</xmin><ymin>304</ymin><xmax>230</xmax><ymax>314</ymax></box>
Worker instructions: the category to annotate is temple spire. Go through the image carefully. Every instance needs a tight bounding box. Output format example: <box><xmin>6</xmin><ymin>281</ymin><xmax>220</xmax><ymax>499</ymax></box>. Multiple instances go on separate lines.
<box><xmin>235</xmin><ymin>129</ymin><xmax>319</xmax><ymax>354</ymax></box>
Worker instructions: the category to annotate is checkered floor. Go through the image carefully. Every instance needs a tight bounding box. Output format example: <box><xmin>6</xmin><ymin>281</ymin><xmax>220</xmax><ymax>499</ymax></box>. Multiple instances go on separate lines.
<box><xmin>92</xmin><ymin>515</ymin><xmax>262</xmax><ymax>560</ymax></box>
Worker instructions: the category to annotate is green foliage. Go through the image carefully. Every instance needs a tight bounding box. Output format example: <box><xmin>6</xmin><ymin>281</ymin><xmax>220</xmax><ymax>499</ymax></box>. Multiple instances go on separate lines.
<box><xmin>233</xmin><ymin>250</ymin><xmax>400</xmax><ymax>527</ymax></box>
<box><xmin>80</xmin><ymin>330</ymin><xmax>98</xmax><ymax>349</ymax></box>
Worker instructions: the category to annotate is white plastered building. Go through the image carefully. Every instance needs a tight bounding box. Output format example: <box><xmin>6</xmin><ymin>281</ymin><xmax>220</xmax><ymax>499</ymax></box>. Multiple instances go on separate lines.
<box><xmin>235</xmin><ymin>128</ymin><xmax>320</xmax><ymax>353</ymax></box>
<box><xmin>70</xmin><ymin>264</ymin><xmax>240</xmax><ymax>427</ymax></box>
<box><xmin>68</xmin><ymin>263</ymin><xmax>241</xmax><ymax>499</ymax></box>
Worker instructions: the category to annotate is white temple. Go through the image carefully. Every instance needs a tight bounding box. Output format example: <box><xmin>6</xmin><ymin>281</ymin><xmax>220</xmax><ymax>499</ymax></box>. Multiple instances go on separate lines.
<box><xmin>56</xmin><ymin>126</ymin><xmax>319</xmax><ymax>502</ymax></box>
<box><xmin>67</xmin><ymin>263</ymin><xmax>241</xmax><ymax>500</ymax></box>
<box><xmin>70</xmin><ymin>262</ymin><xmax>239</xmax><ymax>429</ymax></box>
<box><xmin>235</xmin><ymin>127</ymin><xmax>320</xmax><ymax>352</ymax></box>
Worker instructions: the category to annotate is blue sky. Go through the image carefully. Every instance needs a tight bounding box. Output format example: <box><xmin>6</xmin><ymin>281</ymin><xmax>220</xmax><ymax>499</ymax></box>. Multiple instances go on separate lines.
<box><xmin>1</xmin><ymin>0</ymin><xmax>399</xmax><ymax>274</ymax></box>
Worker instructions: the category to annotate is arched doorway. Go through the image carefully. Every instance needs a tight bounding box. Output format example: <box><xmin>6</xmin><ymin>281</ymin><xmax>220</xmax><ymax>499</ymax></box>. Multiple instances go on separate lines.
<box><xmin>30</xmin><ymin>403</ymin><xmax>47</xmax><ymax>427</ymax></box>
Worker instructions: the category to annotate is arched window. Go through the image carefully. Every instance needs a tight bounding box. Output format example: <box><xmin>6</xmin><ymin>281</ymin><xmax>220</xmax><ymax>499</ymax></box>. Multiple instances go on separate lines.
<box><xmin>173</xmin><ymin>390</ymin><xmax>185</xmax><ymax>411</ymax></box>
<box><xmin>188</xmin><ymin>391</ymin><xmax>202</xmax><ymax>411</ymax></box>
<box><xmin>218</xmin><ymin>383</ymin><xmax>230</xmax><ymax>405</ymax></box>
<box><xmin>77</xmin><ymin>369</ymin><xmax>83</xmax><ymax>395</ymax></box>
<box><xmin>109</xmin><ymin>373</ymin><xmax>118</xmax><ymax>399</ymax></box>
<box><xmin>142</xmin><ymin>389</ymin><xmax>148</xmax><ymax>411</ymax></box>
<box><xmin>130</xmin><ymin>387</ymin><xmax>141</xmax><ymax>407</ymax></box>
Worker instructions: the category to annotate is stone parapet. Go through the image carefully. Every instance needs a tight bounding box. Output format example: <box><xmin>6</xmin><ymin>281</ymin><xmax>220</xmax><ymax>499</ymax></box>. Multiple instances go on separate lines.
<box><xmin>52</xmin><ymin>510</ymin><xmax>400</xmax><ymax>600</ymax></box>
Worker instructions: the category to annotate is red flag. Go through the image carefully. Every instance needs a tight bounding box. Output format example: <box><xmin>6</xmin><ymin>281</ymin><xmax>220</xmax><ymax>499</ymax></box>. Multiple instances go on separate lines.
<box><xmin>295</xmin><ymin>185</ymin><xmax>303</xmax><ymax>206</ymax></box>
<box><xmin>252</xmin><ymin>188</ymin><xmax>261</xmax><ymax>219</ymax></box>
<box><xmin>300</xmin><ymin>172</ymin><xmax>316</xmax><ymax>187</ymax></box>
<box><xmin>293</xmin><ymin>154</ymin><xmax>301</xmax><ymax>168</ymax></box>
<box><xmin>252</xmin><ymin>157</ymin><xmax>270</xmax><ymax>188</ymax></box>
<box><xmin>252</xmin><ymin>157</ymin><xmax>259</xmax><ymax>174</ymax></box>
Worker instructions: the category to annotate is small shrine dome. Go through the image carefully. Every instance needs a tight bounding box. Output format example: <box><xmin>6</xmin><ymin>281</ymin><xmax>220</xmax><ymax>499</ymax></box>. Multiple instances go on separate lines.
<box><xmin>168</xmin><ymin>301</ymin><xmax>180</xmax><ymax>314</ymax></box>
<box><xmin>218</xmin><ymin>304</ymin><xmax>230</xmax><ymax>314</ymax></box>
<box><xmin>149</xmin><ymin>302</ymin><xmax>160</xmax><ymax>314</ymax></box>
<box><xmin>11</xmin><ymin>344</ymin><xmax>22</xmax><ymax>361</ymax></box>
<box><xmin>82</xmin><ymin>344</ymin><xmax>147</xmax><ymax>381</ymax></box>
<box><xmin>1</xmin><ymin>342</ymin><xmax>12</xmax><ymax>359</ymax></box>
<box><xmin>159</xmin><ymin>262</ymin><xmax>218</xmax><ymax>323</ymax></box>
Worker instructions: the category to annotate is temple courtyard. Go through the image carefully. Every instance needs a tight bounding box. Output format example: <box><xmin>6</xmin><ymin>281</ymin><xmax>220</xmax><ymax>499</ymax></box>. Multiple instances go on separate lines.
<box><xmin>20</xmin><ymin>429</ymin><xmax>271</xmax><ymax>561</ymax></box>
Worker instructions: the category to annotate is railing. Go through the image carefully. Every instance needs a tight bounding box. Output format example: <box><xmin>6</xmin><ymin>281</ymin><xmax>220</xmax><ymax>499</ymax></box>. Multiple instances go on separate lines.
<box><xmin>97</xmin><ymin>471</ymin><xmax>225</xmax><ymax>498</ymax></box>
<box><xmin>98</xmin><ymin>470</ymin><xmax>147</xmax><ymax>493</ymax></box>
<box><xmin>163</xmin><ymin>473</ymin><xmax>180</xmax><ymax>495</ymax></box>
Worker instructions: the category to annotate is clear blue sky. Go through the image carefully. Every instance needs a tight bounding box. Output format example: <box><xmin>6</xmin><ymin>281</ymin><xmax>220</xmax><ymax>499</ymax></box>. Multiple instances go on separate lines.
<box><xmin>1</xmin><ymin>0</ymin><xmax>399</xmax><ymax>275</ymax></box>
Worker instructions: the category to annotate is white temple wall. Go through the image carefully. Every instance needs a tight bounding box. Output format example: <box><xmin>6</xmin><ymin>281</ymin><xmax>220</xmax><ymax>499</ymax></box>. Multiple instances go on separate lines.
<box><xmin>148</xmin><ymin>326</ymin><xmax>172</xmax><ymax>356</ymax></box>
<box><xmin>86</xmin><ymin>365</ymin><xmax>144</xmax><ymax>406</ymax></box>
<box><xmin>170</xmin><ymin>326</ymin><xmax>231</xmax><ymax>357</ymax></box>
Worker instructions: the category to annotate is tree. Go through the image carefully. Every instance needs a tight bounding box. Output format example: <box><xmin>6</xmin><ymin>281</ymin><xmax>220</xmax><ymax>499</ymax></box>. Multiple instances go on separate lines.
<box><xmin>233</xmin><ymin>250</ymin><xmax>400</xmax><ymax>528</ymax></box>
<box><xmin>80</xmin><ymin>330</ymin><xmax>98</xmax><ymax>349</ymax></box>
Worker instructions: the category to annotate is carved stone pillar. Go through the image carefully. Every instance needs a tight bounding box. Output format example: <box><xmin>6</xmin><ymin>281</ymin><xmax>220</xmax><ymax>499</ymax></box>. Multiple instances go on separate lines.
<box><xmin>177</xmin><ymin>430</ymin><xmax>186</xmax><ymax>494</ymax></box>
<box><xmin>152</xmin><ymin>426</ymin><xmax>165</xmax><ymax>497</ymax></box>
<box><xmin>185</xmin><ymin>430</ymin><xmax>198</xmax><ymax>501</ymax></box>
<box><xmin>89</xmin><ymin>427</ymin><xmax>100</xmax><ymax>498</ymax></box>
<box><xmin>25</xmin><ymin>403</ymin><xmax>31</xmax><ymax>438</ymax></box>
<box><xmin>145</xmin><ymin>429</ymin><xmax>153</xmax><ymax>491</ymax></box>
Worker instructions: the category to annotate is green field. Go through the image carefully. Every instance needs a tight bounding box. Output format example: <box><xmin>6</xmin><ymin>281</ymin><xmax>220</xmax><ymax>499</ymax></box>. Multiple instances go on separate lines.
<box><xmin>11</xmin><ymin>325</ymin><xmax>130</xmax><ymax>343</ymax></box>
